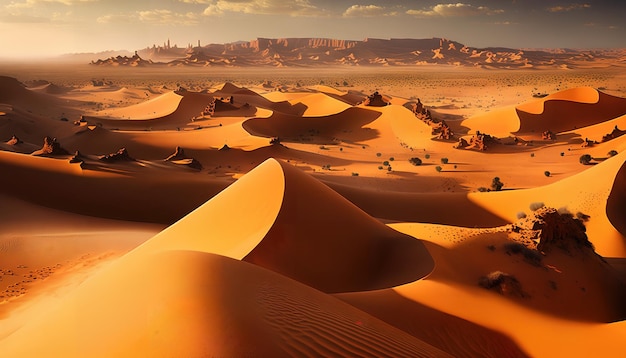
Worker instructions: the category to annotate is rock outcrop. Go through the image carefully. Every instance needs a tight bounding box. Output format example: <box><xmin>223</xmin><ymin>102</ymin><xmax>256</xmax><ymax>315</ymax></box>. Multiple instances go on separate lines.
<box><xmin>31</xmin><ymin>136</ymin><xmax>69</xmax><ymax>156</ymax></box>
<box><xmin>99</xmin><ymin>148</ymin><xmax>134</xmax><ymax>162</ymax></box>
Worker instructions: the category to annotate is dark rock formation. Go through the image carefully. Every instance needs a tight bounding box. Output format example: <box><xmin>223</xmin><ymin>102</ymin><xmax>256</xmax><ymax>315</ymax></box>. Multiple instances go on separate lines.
<box><xmin>32</xmin><ymin>136</ymin><xmax>69</xmax><ymax>156</ymax></box>
<box><xmin>99</xmin><ymin>148</ymin><xmax>134</xmax><ymax>162</ymax></box>
<box><xmin>479</xmin><ymin>271</ymin><xmax>528</xmax><ymax>298</ymax></box>
<box><xmin>362</xmin><ymin>92</ymin><xmax>390</xmax><ymax>107</ymax></box>
<box><xmin>601</xmin><ymin>125</ymin><xmax>626</xmax><ymax>142</ymax></box>
<box><xmin>511</xmin><ymin>207</ymin><xmax>593</xmax><ymax>255</ymax></box>
<box><xmin>164</xmin><ymin>146</ymin><xmax>202</xmax><ymax>170</ymax></box>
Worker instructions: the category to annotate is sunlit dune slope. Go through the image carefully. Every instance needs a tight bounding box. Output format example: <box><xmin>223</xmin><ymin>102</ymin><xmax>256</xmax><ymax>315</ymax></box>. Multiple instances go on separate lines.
<box><xmin>94</xmin><ymin>91</ymin><xmax>183</xmax><ymax>120</ymax></box>
<box><xmin>287</xmin><ymin>92</ymin><xmax>352</xmax><ymax>116</ymax></box>
<box><xmin>143</xmin><ymin>158</ymin><xmax>434</xmax><ymax>293</ymax></box>
<box><xmin>0</xmin><ymin>251</ymin><xmax>450</xmax><ymax>358</ymax></box>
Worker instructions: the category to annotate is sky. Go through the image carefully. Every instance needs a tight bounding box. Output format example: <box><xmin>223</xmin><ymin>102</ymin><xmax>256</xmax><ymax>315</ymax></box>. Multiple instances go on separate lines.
<box><xmin>0</xmin><ymin>0</ymin><xmax>624</xmax><ymax>58</ymax></box>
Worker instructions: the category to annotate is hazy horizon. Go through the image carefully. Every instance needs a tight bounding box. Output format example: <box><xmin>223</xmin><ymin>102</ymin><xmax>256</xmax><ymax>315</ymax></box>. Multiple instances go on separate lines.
<box><xmin>0</xmin><ymin>0</ymin><xmax>625</xmax><ymax>59</ymax></box>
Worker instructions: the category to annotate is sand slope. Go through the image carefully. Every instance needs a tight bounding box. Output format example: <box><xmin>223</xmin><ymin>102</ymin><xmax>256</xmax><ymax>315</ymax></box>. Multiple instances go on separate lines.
<box><xmin>0</xmin><ymin>159</ymin><xmax>446</xmax><ymax>357</ymax></box>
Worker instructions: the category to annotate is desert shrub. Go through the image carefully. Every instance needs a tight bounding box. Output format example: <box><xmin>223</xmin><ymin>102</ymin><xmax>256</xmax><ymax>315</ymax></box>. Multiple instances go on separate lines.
<box><xmin>529</xmin><ymin>202</ymin><xmax>545</xmax><ymax>211</ymax></box>
<box><xmin>579</xmin><ymin>154</ymin><xmax>592</xmax><ymax>165</ymax></box>
<box><xmin>376</xmin><ymin>152</ymin><xmax>382</xmax><ymax>157</ymax></box>
<box><xmin>477</xmin><ymin>187</ymin><xmax>489</xmax><ymax>192</ymax></box>
<box><xmin>435</xmin><ymin>165</ymin><xmax>443</xmax><ymax>172</ymax></box>
<box><xmin>560</xmin><ymin>152</ymin><xmax>565</xmax><ymax>157</ymax></box>
<box><xmin>504</xmin><ymin>242</ymin><xmax>542</xmax><ymax>266</ymax></box>
<box><xmin>544</xmin><ymin>171</ymin><xmax>551</xmax><ymax>177</ymax></box>
<box><xmin>608</xmin><ymin>150</ymin><xmax>618</xmax><ymax>157</ymax></box>
<box><xmin>383</xmin><ymin>160</ymin><xmax>390</xmax><ymax>166</ymax></box>
<box><xmin>425</xmin><ymin>154</ymin><xmax>431</xmax><ymax>159</ymax></box>
<box><xmin>491</xmin><ymin>177</ymin><xmax>504</xmax><ymax>191</ymax></box>
<box><xmin>351</xmin><ymin>172</ymin><xmax>359</xmax><ymax>176</ymax></box>
<box><xmin>409</xmin><ymin>157</ymin><xmax>422</xmax><ymax>166</ymax></box>
<box><xmin>322</xmin><ymin>164</ymin><xmax>331</xmax><ymax>170</ymax></box>
<box><xmin>387</xmin><ymin>166</ymin><xmax>392</xmax><ymax>171</ymax></box>
<box><xmin>389</xmin><ymin>157</ymin><xmax>395</xmax><ymax>161</ymax></box>
<box><xmin>530</xmin><ymin>153</ymin><xmax>535</xmax><ymax>157</ymax></box>
<box><xmin>517</xmin><ymin>211</ymin><xmax>527</xmax><ymax>219</ymax></box>
<box><xmin>453</xmin><ymin>164</ymin><xmax>457</xmax><ymax>169</ymax></box>
<box><xmin>378</xmin><ymin>165</ymin><xmax>383</xmax><ymax>170</ymax></box>
<box><xmin>576</xmin><ymin>212</ymin><xmax>590</xmax><ymax>222</ymax></box>
<box><xmin>441</xmin><ymin>157</ymin><xmax>449</xmax><ymax>164</ymax></box>
<box><xmin>339</xmin><ymin>147</ymin><xmax>343</xmax><ymax>152</ymax></box>
<box><xmin>319</xmin><ymin>145</ymin><xmax>328</xmax><ymax>150</ymax></box>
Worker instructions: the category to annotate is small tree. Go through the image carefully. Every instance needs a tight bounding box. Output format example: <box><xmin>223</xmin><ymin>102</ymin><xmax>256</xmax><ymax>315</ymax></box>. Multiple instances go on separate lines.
<box><xmin>409</xmin><ymin>157</ymin><xmax>422</xmax><ymax>166</ymax></box>
<box><xmin>579</xmin><ymin>154</ymin><xmax>592</xmax><ymax>165</ymax></box>
<box><xmin>441</xmin><ymin>157</ymin><xmax>449</xmax><ymax>164</ymax></box>
<box><xmin>435</xmin><ymin>165</ymin><xmax>443</xmax><ymax>172</ymax></box>
<box><xmin>491</xmin><ymin>177</ymin><xmax>504</xmax><ymax>191</ymax></box>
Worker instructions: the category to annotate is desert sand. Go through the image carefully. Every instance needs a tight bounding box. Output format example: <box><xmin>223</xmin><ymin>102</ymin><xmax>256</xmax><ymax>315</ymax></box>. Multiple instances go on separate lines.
<box><xmin>0</xmin><ymin>63</ymin><xmax>625</xmax><ymax>357</ymax></box>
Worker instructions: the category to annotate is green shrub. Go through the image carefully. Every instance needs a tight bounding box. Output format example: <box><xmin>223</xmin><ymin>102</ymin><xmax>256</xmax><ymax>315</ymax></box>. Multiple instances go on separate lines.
<box><xmin>435</xmin><ymin>165</ymin><xmax>443</xmax><ymax>172</ymax></box>
<box><xmin>409</xmin><ymin>157</ymin><xmax>422</xmax><ymax>166</ymax></box>
<box><xmin>425</xmin><ymin>154</ymin><xmax>431</xmax><ymax>159</ymax></box>
<box><xmin>579</xmin><ymin>154</ymin><xmax>592</xmax><ymax>165</ymax></box>
<box><xmin>491</xmin><ymin>177</ymin><xmax>504</xmax><ymax>191</ymax></box>
<box><xmin>441</xmin><ymin>157</ymin><xmax>449</xmax><ymax>164</ymax></box>
<box><xmin>376</xmin><ymin>152</ymin><xmax>382</xmax><ymax>157</ymax></box>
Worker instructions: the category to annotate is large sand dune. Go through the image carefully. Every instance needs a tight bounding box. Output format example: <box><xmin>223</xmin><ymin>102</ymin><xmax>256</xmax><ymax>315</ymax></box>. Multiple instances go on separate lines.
<box><xmin>1</xmin><ymin>68</ymin><xmax>625</xmax><ymax>357</ymax></box>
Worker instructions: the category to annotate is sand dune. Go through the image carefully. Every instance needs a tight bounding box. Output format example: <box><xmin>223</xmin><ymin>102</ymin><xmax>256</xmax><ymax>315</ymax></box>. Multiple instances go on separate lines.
<box><xmin>0</xmin><ymin>251</ymin><xmax>449</xmax><ymax>357</ymax></box>
<box><xmin>1</xmin><ymin>69</ymin><xmax>626</xmax><ymax>357</ymax></box>
<box><xmin>243</xmin><ymin>107</ymin><xmax>382</xmax><ymax>142</ymax></box>
<box><xmin>142</xmin><ymin>158</ymin><xmax>434</xmax><ymax>293</ymax></box>
<box><xmin>515</xmin><ymin>88</ymin><xmax>626</xmax><ymax>134</ymax></box>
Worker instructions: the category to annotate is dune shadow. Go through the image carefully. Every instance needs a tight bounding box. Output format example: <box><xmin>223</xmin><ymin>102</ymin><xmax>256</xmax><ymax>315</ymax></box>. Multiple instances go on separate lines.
<box><xmin>335</xmin><ymin>289</ymin><xmax>531</xmax><ymax>358</ymax></box>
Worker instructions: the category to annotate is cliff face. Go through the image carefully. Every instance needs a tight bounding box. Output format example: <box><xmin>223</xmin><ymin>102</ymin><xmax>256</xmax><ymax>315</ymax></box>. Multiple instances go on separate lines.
<box><xmin>90</xmin><ymin>37</ymin><xmax>626</xmax><ymax>68</ymax></box>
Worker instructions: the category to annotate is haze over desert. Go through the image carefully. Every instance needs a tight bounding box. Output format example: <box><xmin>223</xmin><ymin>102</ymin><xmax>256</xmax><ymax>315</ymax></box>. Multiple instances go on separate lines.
<box><xmin>1</xmin><ymin>1</ymin><xmax>626</xmax><ymax>357</ymax></box>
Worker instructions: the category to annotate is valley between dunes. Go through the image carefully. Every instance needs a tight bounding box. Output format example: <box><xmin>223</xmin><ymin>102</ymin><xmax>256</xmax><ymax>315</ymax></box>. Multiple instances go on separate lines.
<box><xmin>0</xmin><ymin>65</ymin><xmax>625</xmax><ymax>357</ymax></box>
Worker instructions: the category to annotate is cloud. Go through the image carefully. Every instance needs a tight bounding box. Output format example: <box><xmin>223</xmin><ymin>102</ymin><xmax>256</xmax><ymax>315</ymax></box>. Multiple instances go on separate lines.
<box><xmin>0</xmin><ymin>13</ymin><xmax>51</xmax><ymax>23</ymax></box>
<box><xmin>201</xmin><ymin>0</ymin><xmax>323</xmax><ymax>17</ymax></box>
<box><xmin>5</xmin><ymin>0</ymin><xmax>97</xmax><ymax>8</ymax></box>
<box><xmin>97</xmin><ymin>9</ymin><xmax>199</xmax><ymax>25</ymax></box>
<box><xmin>407</xmin><ymin>3</ymin><xmax>504</xmax><ymax>17</ymax></box>
<box><xmin>547</xmin><ymin>3</ymin><xmax>591</xmax><ymax>12</ymax></box>
<box><xmin>342</xmin><ymin>5</ymin><xmax>397</xmax><ymax>17</ymax></box>
<box><xmin>138</xmin><ymin>9</ymin><xmax>199</xmax><ymax>24</ymax></box>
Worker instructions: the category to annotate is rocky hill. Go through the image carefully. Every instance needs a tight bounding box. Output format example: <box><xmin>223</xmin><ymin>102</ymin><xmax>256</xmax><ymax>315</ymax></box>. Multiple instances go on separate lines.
<box><xmin>89</xmin><ymin>37</ymin><xmax>626</xmax><ymax>69</ymax></box>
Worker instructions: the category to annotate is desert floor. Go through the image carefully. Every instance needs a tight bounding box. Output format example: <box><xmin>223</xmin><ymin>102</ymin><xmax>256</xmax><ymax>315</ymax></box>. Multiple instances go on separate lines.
<box><xmin>0</xmin><ymin>64</ymin><xmax>625</xmax><ymax>357</ymax></box>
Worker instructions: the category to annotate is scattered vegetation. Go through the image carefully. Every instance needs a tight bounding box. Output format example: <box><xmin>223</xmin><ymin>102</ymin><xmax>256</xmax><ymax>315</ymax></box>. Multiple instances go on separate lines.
<box><xmin>351</xmin><ymin>172</ymin><xmax>359</xmax><ymax>176</ymax></box>
<box><xmin>544</xmin><ymin>170</ymin><xmax>551</xmax><ymax>177</ymax></box>
<box><xmin>579</xmin><ymin>154</ymin><xmax>592</xmax><ymax>165</ymax></box>
<box><xmin>529</xmin><ymin>202</ymin><xmax>545</xmax><ymax>211</ymax></box>
<box><xmin>503</xmin><ymin>242</ymin><xmax>543</xmax><ymax>266</ymax></box>
<box><xmin>560</xmin><ymin>152</ymin><xmax>565</xmax><ymax>157</ymax></box>
<box><xmin>376</xmin><ymin>152</ymin><xmax>382</xmax><ymax>157</ymax></box>
<box><xmin>478</xmin><ymin>187</ymin><xmax>489</xmax><ymax>192</ymax></box>
<box><xmin>440</xmin><ymin>157</ymin><xmax>449</xmax><ymax>164</ymax></box>
<box><xmin>321</xmin><ymin>164</ymin><xmax>331</xmax><ymax>170</ymax></box>
<box><xmin>491</xmin><ymin>176</ymin><xmax>504</xmax><ymax>191</ymax></box>
<box><xmin>435</xmin><ymin>165</ymin><xmax>443</xmax><ymax>172</ymax></box>
<box><xmin>608</xmin><ymin>150</ymin><xmax>618</xmax><ymax>157</ymax></box>
<box><xmin>479</xmin><ymin>271</ymin><xmax>527</xmax><ymax>297</ymax></box>
<box><xmin>389</xmin><ymin>157</ymin><xmax>395</xmax><ymax>161</ymax></box>
<box><xmin>383</xmin><ymin>160</ymin><xmax>390</xmax><ymax>166</ymax></box>
<box><xmin>425</xmin><ymin>154</ymin><xmax>431</xmax><ymax>159</ymax></box>
<box><xmin>378</xmin><ymin>165</ymin><xmax>383</xmax><ymax>170</ymax></box>
<box><xmin>530</xmin><ymin>153</ymin><xmax>535</xmax><ymax>158</ymax></box>
<box><xmin>409</xmin><ymin>157</ymin><xmax>422</xmax><ymax>166</ymax></box>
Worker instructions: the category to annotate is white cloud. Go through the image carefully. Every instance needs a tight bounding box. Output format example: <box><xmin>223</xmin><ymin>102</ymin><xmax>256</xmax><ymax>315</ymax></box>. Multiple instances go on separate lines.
<box><xmin>201</xmin><ymin>0</ymin><xmax>323</xmax><ymax>17</ymax></box>
<box><xmin>5</xmin><ymin>0</ymin><xmax>97</xmax><ymax>8</ymax></box>
<box><xmin>138</xmin><ymin>9</ymin><xmax>199</xmax><ymax>24</ymax></box>
<box><xmin>342</xmin><ymin>5</ymin><xmax>397</xmax><ymax>17</ymax></box>
<box><xmin>97</xmin><ymin>9</ymin><xmax>199</xmax><ymax>25</ymax></box>
<box><xmin>548</xmin><ymin>3</ymin><xmax>591</xmax><ymax>13</ymax></box>
<box><xmin>407</xmin><ymin>3</ymin><xmax>504</xmax><ymax>17</ymax></box>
